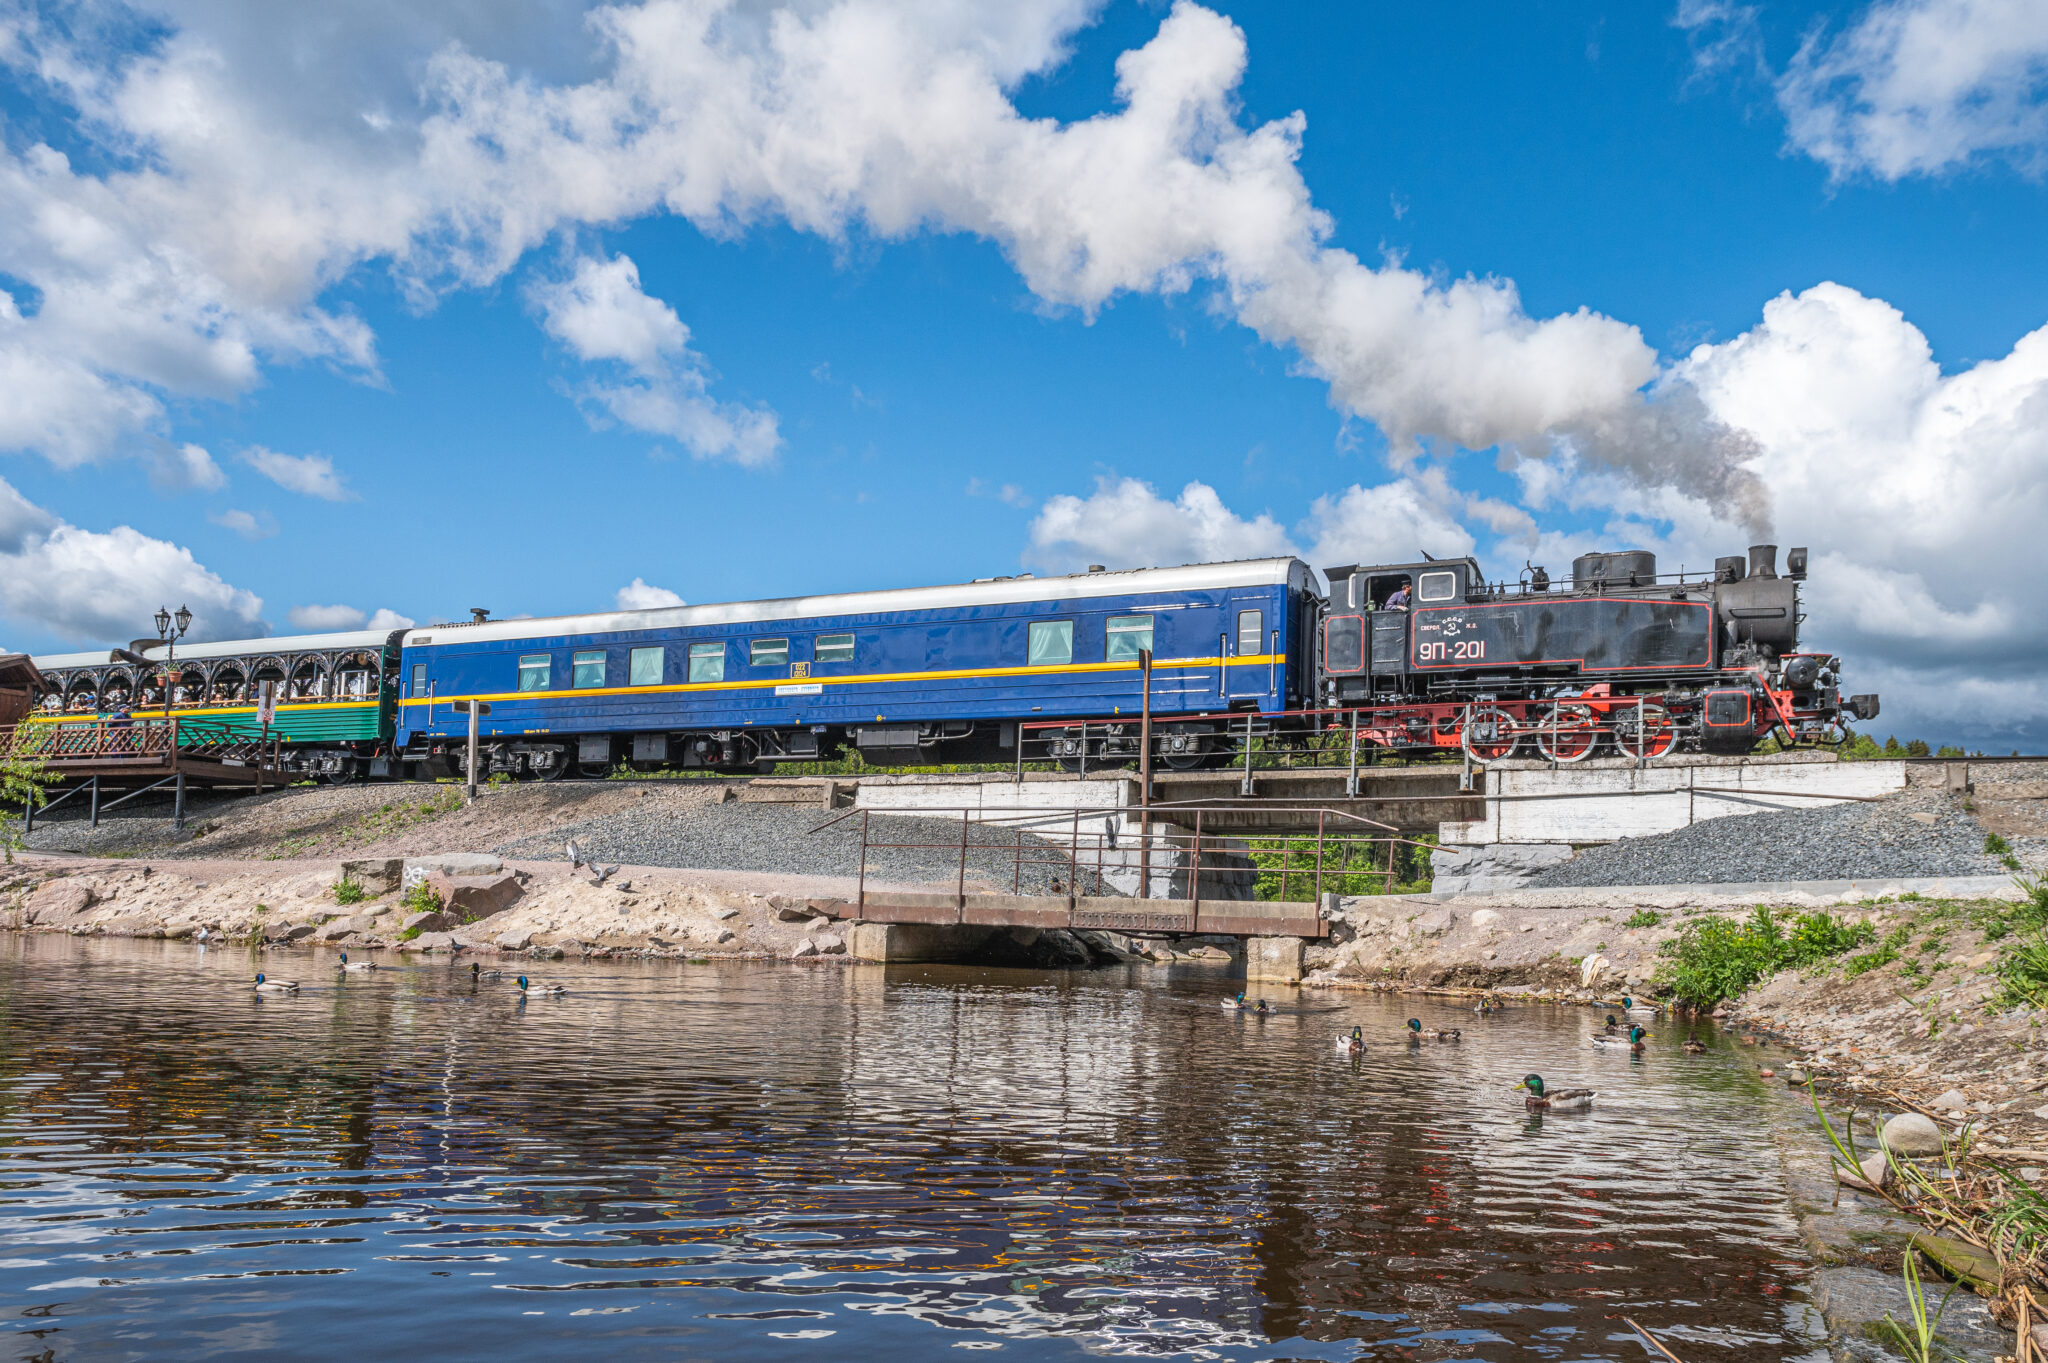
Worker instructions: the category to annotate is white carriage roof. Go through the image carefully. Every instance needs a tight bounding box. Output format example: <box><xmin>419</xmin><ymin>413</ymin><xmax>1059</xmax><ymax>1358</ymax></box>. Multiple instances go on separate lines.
<box><xmin>404</xmin><ymin>558</ymin><xmax>1315</xmax><ymax>648</ymax></box>
<box><xmin>31</xmin><ymin>628</ymin><xmax>395</xmax><ymax>673</ymax></box>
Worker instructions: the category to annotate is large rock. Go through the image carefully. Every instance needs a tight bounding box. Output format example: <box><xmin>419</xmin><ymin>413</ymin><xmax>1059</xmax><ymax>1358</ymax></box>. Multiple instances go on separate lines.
<box><xmin>495</xmin><ymin>928</ymin><xmax>533</xmax><ymax>951</ymax></box>
<box><xmin>400</xmin><ymin>931</ymin><xmax>456</xmax><ymax>953</ymax></box>
<box><xmin>339</xmin><ymin>858</ymin><xmax>403</xmax><ymax>895</ymax></box>
<box><xmin>1930</xmin><ymin>1088</ymin><xmax>1969</xmax><ymax>1113</ymax></box>
<box><xmin>1881</xmin><ymin>1111</ymin><xmax>1946</xmax><ymax>1157</ymax></box>
<box><xmin>315</xmin><ymin>919</ymin><xmax>359</xmax><ymax>942</ymax></box>
<box><xmin>402</xmin><ymin>910</ymin><xmax>450</xmax><ymax>934</ymax></box>
<box><xmin>402</xmin><ymin>853</ymin><xmax>503</xmax><ymax>887</ymax></box>
<box><xmin>414</xmin><ymin>871</ymin><xmax>524</xmax><ymax>923</ymax></box>
<box><xmin>1429</xmin><ymin>842</ymin><xmax>1574</xmax><ymax>894</ymax></box>
<box><xmin>27</xmin><ymin>879</ymin><xmax>96</xmax><ymax>923</ymax></box>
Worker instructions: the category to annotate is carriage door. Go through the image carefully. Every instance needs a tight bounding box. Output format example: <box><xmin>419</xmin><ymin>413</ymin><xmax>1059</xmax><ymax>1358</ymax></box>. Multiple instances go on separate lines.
<box><xmin>1224</xmin><ymin>599</ymin><xmax>1268</xmax><ymax>701</ymax></box>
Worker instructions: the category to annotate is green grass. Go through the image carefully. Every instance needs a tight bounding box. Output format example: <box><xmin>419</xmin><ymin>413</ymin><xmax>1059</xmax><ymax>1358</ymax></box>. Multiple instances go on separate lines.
<box><xmin>332</xmin><ymin>875</ymin><xmax>368</xmax><ymax>905</ymax></box>
<box><xmin>1622</xmin><ymin>908</ymin><xmax>1662</xmax><ymax>929</ymax></box>
<box><xmin>401</xmin><ymin>879</ymin><xmax>442</xmax><ymax>916</ymax></box>
<box><xmin>1654</xmin><ymin>905</ymin><xmax>1875</xmax><ymax>1008</ymax></box>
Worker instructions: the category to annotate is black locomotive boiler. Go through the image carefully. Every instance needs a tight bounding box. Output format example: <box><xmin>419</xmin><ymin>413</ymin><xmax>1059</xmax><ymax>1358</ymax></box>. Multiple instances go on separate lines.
<box><xmin>1313</xmin><ymin>543</ymin><xmax>1877</xmax><ymax>760</ymax></box>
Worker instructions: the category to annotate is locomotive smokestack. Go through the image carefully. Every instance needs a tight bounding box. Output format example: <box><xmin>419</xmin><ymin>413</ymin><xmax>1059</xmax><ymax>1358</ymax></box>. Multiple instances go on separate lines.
<box><xmin>1747</xmin><ymin>544</ymin><xmax>1778</xmax><ymax>580</ymax></box>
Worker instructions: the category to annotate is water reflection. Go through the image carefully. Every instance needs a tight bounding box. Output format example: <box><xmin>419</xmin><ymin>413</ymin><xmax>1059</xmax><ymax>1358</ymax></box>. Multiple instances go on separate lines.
<box><xmin>0</xmin><ymin>935</ymin><xmax>1824</xmax><ymax>1361</ymax></box>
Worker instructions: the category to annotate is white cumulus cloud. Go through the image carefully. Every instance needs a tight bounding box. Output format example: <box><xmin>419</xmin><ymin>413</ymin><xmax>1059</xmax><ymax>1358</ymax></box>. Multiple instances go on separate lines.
<box><xmin>615</xmin><ymin>577</ymin><xmax>685</xmax><ymax>610</ymax></box>
<box><xmin>242</xmin><ymin>447</ymin><xmax>354</xmax><ymax>501</ymax></box>
<box><xmin>532</xmin><ymin>253</ymin><xmax>780</xmax><ymax>465</ymax></box>
<box><xmin>207</xmin><ymin>508</ymin><xmax>276</xmax><ymax>540</ymax></box>
<box><xmin>285</xmin><ymin>603</ymin><xmax>417</xmax><ymax>632</ymax></box>
<box><xmin>1774</xmin><ymin>0</ymin><xmax>2048</xmax><ymax>180</ymax></box>
<box><xmin>1028</xmin><ymin>478</ymin><xmax>1291</xmax><ymax>573</ymax></box>
<box><xmin>0</xmin><ymin>476</ymin><xmax>267</xmax><ymax>645</ymax></box>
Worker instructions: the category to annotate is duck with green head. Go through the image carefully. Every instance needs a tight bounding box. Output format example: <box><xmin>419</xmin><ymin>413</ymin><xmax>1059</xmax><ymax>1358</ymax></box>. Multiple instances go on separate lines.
<box><xmin>1407</xmin><ymin>1018</ymin><xmax>1461</xmax><ymax>1041</ymax></box>
<box><xmin>253</xmin><ymin>973</ymin><xmax>298</xmax><ymax>994</ymax></box>
<box><xmin>1517</xmin><ymin>1074</ymin><xmax>1595</xmax><ymax>1110</ymax></box>
<box><xmin>518</xmin><ymin>975</ymin><xmax>566</xmax><ymax>997</ymax></box>
<box><xmin>1335</xmin><ymin>1025</ymin><xmax>1365</xmax><ymax>1054</ymax></box>
<box><xmin>471</xmin><ymin>962</ymin><xmax>502</xmax><ymax>982</ymax></box>
<box><xmin>1221</xmin><ymin>992</ymin><xmax>1247</xmax><ymax>1011</ymax></box>
<box><xmin>337</xmin><ymin>951</ymin><xmax>375</xmax><ymax>973</ymax></box>
<box><xmin>1593</xmin><ymin>1025</ymin><xmax>1646</xmax><ymax>1053</ymax></box>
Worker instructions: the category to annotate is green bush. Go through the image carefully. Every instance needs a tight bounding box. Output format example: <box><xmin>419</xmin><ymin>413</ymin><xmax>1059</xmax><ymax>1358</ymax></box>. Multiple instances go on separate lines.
<box><xmin>1622</xmin><ymin>908</ymin><xmax>1662</xmax><ymax>929</ymax></box>
<box><xmin>401</xmin><ymin>879</ymin><xmax>442</xmax><ymax>916</ymax></box>
<box><xmin>333</xmin><ymin>875</ymin><xmax>368</xmax><ymax>905</ymax></box>
<box><xmin>1655</xmin><ymin>906</ymin><xmax>1875</xmax><ymax>1008</ymax></box>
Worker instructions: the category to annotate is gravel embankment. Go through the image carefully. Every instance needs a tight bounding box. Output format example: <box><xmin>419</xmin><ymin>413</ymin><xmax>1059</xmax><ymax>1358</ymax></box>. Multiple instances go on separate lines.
<box><xmin>1525</xmin><ymin>792</ymin><xmax>2040</xmax><ymax>889</ymax></box>
<box><xmin>495</xmin><ymin>803</ymin><xmax>1115</xmax><ymax>896</ymax></box>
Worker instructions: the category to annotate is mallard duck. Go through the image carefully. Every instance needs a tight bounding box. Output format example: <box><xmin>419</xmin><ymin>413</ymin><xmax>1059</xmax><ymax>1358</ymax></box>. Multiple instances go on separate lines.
<box><xmin>1517</xmin><ymin>1074</ymin><xmax>1595</xmax><ymax>1110</ymax></box>
<box><xmin>1473</xmin><ymin>995</ymin><xmax>1499</xmax><ymax>1014</ymax></box>
<box><xmin>1221</xmin><ymin>992</ymin><xmax>1247</xmax><ymax>1011</ymax></box>
<box><xmin>253</xmin><ymin>973</ymin><xmax>298</xmax><ymax>993</ymax></box>
<box><xmin>1407</xmin><ymin>1018</ymin><xmax>1461</xmax><ymax>1041</ymax></box>
<box><xmin>337</xmin><ymin>951</ymin><xmax>376</xmax><ymax>973</ymax></box>
<box><xmin>1254</xmin><ymin>999</ymin><xmax>1272</xmax><ymax>1015</ymax></box>
<box><xmin>1334</xmin><ymin>1025</ymin><xmax>1365</xmax><ymax>1054</ymax></box>
<box><xmin>1602</xmin><ymin>1014</ymin><xmax>1620</xmax><ymax>1033</ymax></box>
<box><xmin>1620</xmin><ymin>994</ymin><xmax>1659</xmax><ymax>1018</ymax></box>
<box><xmin>471</xmin><ymin>962</ymin><xmax>503</xmax><ymax>982</ymax></box>
<box><xmin>1593</xmin><ymin>1025</ymin><xmax>1646</xmax><ymax>1054</ymax></box>
<box><xmin>517</xmin><ymin>975</ymin><xmax>566</xmax><ymax>996</ymax></box>
<box><xmin>1683</xmin><ymin>1034</ymin><xmax>1707</xmax><ymax>1054</ymax></box>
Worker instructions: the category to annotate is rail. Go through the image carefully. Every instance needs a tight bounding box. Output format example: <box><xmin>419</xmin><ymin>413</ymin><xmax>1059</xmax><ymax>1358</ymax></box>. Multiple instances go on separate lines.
<box><xmin>808</xmin><ymin>802</ymin><xmax>1451</xmax><ymax>933</ymax></box>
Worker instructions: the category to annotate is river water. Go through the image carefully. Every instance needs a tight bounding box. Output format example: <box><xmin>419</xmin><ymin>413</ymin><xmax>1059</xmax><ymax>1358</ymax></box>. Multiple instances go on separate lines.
<box><xmin>0</xmin><ymin>936</ymin><xmax>1826</xmax><ymax>1362</ymax></box>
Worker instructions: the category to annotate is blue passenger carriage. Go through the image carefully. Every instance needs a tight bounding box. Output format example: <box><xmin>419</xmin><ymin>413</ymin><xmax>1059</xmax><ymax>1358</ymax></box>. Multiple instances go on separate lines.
<box><xmin>398</xmin><ymin>559</ymin><xmax>1320</xmax><ymax>776</ymax></box>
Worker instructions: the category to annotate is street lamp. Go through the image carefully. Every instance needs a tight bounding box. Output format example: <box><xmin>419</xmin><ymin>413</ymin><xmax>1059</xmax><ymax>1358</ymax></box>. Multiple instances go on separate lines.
<box><xmin>156</xmin><ymin>604</ymin><xmax>191</xmax><ymax>720</ymax></box>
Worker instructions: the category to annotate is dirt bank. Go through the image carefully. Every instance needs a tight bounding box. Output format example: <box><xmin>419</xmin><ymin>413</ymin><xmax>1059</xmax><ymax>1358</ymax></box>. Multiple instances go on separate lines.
<box><xmin>1302</xmin><ymin>886</ymin><xmax>2048</xmax><ymax>1156</ymax></box>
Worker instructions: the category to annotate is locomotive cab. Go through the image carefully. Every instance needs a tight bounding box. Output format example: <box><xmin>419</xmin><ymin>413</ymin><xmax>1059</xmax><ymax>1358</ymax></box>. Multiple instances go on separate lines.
<box><xmin>1319</xmin><ymin>557</ymin><xmax>1483</xmax><ymax>704</ymax></box>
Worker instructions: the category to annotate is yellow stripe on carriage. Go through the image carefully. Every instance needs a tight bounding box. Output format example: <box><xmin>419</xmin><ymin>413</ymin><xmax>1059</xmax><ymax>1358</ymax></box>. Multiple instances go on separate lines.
<box><xmin>396</xmin><ymin>654</ymin><xmax>1285</xmax><ymax>710</ymax></box>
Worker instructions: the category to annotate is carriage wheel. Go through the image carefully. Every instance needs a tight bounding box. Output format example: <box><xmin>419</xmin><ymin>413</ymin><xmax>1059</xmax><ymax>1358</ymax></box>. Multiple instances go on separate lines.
<box><xmin>1460</xmin><ymin>706</ymin><xmax>1521</xmax><ymax>762</ymax></box>
<box><xmin>1619</xmin><ymin>702</ymin><xmax>1679</xmax><ymax>760</ymax></box>
<box><xmin>537</xmin><ymin>746</ymin><xmax>575</xmax><ymax>782</ymax></box>
<box><xmin>1534</xmin><ymin>704</ymin><xmax>1600</xmax><ymax>762</ymax></box>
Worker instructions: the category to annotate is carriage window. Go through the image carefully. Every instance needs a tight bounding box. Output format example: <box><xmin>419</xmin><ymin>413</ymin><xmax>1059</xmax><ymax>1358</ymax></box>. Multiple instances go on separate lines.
<box><xmin>815</xmin><ymin>633</ymin><xmax>855</xmax><ymax>664</ymax></box>
<box><xmin>1236</xmin><ymin>610</ymin><xmax>1263</xmax><ymax>656</ymax></box>
<box><xmin>1418</xmin><ymin>570</ymin><xmax>1458</xmax><ymax>603</ymax></box>
<box><xmin>749</xmin><ymin>637</ymin><xmax>789</xmax><ymax>668</ymax></box>
<box><xmin>628</xmin><ymin>646</ymin><xmax>663</xmax><ymax>686</ymax></box>
<box><xmin>572</xmin><ymin>650</ymin><xmax>606</xmax><ymax>688</ymax></box>
<box><xmin>517</xmin><ymin>654</ymin><xmax>551</xmax><ymax>692</ymax></box>
<box><xmin>1028</xmin><ymin>620</ymin><xmax>1073</xmax><ymax>667</ymax></box>
<box><xmin>1105</xmin><ymin>615</ymin><xmax>1153</xmax><ymax>662</ymax></box>
<box><xmin>688</xmin><ymin>642</ymin><xmax>725</xmax><ymax>683</ymax></box>
<box><xmin>411</xmin><ymin>663</ymin><xmax>426</xmax><ymax>697</ymax></box>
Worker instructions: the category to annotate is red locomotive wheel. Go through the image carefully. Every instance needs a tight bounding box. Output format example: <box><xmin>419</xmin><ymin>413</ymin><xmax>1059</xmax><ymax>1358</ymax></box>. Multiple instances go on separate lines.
<box><xmin>1460</xmin><ymin>706</ymin><xmax>1521</xmax><ymax>762</ymax></box>
<box><xmin>1621</xmin><ymin>702</ymin><xmax>1679</xmax><ymax>760</ymax></box>
<box><xmin>1534</xmin><ymin>704</ymin><xmax>1600</xmax><ymax>762</ymax></box>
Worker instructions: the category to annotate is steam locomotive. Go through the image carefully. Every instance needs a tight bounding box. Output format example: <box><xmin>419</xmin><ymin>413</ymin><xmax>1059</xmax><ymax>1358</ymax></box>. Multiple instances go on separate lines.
<box><xmin>25</xmin><ymin>543</ymin><xmax>1871</xmax><ymax>779</ymax></box>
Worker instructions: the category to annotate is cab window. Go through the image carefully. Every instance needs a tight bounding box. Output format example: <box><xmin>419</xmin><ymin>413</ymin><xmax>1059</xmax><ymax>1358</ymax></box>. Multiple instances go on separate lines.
<box><xmin>750</xmin><ymin>637</ymin><xmax>789</xmax><ymax>668</ymax></box>
<box><xmin>815</xmin><ymin>633</ymin><xmax>855</xmax><ymax>664</ymax></box>
<box><xmin>688</xmin><ymin>642</ymin><xmax>725</xmax><ymax>683</ymax></box>
<box><xmin>1418</xmin><ymin>570</ymin><xmax>1458</xmax><ymax>603</ymax></box>
<box><xmin>572</xmin><ymin>650</ymin><xmax>606</xmax><ymax>688</ymax></box>
<box><xmin>628</xmin><ymin>646</ymin><xmax>663</xmax><ymax>686</ymax></box>
<box><xmin>1105</xmin><ymin>615</ymin><xmax>1153</xmax><ymax>662</ymax></box>
<box><xmin>517</xmin><ymin>654</ymin><xmax>550</xmax><ymax>692</ymax></box>
<box><xmin>1028</xmin><ymin>620</ymin><xmax>1073</xmax><ymax>667</ymax></box>
<box><xmin>1235</xmin><ymin>610</ymin><xmax>1263</xmax><ymax>656</ymax></box>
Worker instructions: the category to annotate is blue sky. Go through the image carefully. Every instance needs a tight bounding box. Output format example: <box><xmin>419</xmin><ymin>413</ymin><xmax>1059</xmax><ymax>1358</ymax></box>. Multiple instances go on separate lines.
<box><xmin>1</xmin><ymin>0</ymin><xmax>2045</xmax><ymax>748</ymax></box>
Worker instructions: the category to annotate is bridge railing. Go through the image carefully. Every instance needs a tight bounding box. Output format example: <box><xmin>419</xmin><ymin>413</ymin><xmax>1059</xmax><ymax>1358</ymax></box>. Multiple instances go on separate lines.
<box><xmin>815</xmin><ymin>802</ymin><xmax>1447</xmax><ymax>920</ymax></box>
<box><xmin>2</xmin><ymin>716</ymin><xmax>283</xmax><ymax>770</ymax></box>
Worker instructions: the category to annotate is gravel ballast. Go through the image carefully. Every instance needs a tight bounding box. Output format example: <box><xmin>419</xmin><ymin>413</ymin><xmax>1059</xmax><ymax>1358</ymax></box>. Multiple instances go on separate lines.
<box><xmin>495</xmin><ymin>803</ymin><xmax>1115</xmax><ymax>896</ymax></box>
<box><xmin>1525</xmin><ymin>792</ymin><xmax>2037</xmax><ymax>888</ymax></box>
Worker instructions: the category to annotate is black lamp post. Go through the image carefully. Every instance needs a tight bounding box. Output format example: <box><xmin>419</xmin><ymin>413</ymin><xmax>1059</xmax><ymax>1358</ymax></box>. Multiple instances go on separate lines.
<box><xmin>156</xmin><ymin>604</ymin><xmax>191</xmax><ymax>720</ymax></box>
